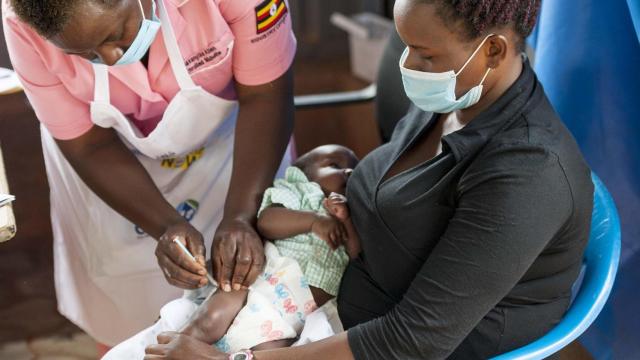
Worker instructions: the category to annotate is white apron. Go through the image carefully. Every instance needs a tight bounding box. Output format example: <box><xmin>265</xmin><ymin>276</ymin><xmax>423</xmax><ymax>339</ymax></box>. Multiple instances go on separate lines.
<box><xmin>40</xmin><ymin>0</ymin><xmax>289</xmax><ymax>345</ymax></box>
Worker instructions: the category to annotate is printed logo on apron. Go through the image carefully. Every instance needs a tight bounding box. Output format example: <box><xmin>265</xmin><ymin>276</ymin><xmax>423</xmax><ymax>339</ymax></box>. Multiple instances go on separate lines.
<box><xmin>135</xmin><ymin>199</ymin><xmax>200</xmax><ymax>237</ymax></box>
<box><xmin>160</xmin><ymin>147</ymin><xmax>205</xmax><ymax>170</ymax></box>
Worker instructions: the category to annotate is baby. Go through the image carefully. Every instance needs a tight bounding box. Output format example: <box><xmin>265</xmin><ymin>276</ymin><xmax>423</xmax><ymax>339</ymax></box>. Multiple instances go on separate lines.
<box><xmin>179</xmin><ymin>144</ymin><xmax>361</xmax><ymax>352</ymax></box>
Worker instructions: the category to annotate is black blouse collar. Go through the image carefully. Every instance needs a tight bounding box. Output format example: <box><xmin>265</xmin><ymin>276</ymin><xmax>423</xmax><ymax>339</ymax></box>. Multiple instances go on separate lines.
<box><xmin>442</xmin><ymin>58</ymin><xmax>542</xmax><ymax>162</ymax></box>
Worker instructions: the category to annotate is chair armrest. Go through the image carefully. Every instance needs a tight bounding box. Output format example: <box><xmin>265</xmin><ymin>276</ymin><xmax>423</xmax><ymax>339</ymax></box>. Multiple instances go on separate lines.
<box><xmin>294</xmin><ymin>84</ymin><xmax>377</xmax><ymax>109</ymax></box>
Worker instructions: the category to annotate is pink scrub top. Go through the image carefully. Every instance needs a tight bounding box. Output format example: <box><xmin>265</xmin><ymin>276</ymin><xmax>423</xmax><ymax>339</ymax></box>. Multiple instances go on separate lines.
<box><xmin>2</xmin><ymin>0</ymin><xmax>296</xmax><ymax>140</ymax></box>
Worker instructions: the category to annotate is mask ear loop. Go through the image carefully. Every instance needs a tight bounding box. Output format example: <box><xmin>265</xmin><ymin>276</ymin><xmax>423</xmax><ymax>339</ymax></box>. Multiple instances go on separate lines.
<box><xmin>479</xmin><ymin>67</ymin><xmax>491</xmax><ymax>85</ymax></box>
<box><xmin>455</xmin><ymin>33</ymin><xmax>495</xmax><ymax>76</ymax></box>
<box><xmin>137</xmin><ymin>0</ymin><xmax>147</xmax><ymax>20</ymax></box>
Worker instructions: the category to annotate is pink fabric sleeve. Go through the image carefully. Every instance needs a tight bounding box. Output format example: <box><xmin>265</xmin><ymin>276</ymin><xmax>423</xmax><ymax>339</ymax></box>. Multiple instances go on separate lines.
<box><xmin>218</xmin><ymin>0</ymin><xmax>297</xmax><ymax>86</ymax></box>
<box><xmin>2</xmin><ymin>14</ymin><xmax>93</xmax><ymax>140</ymax></box>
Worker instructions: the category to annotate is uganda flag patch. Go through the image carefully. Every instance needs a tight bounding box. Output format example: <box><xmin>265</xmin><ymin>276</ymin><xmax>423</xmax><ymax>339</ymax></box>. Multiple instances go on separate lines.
<box><xmin>255</xmin><ymin>0</ymin><xmax>288</xmax><ymax>34</ymax></box>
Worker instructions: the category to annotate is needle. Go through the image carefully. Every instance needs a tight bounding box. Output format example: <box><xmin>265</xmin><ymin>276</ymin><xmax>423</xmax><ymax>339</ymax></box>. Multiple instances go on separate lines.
<box><xmin>172</xmin><ymin>237</ymin><xmax>218</xmax><ymax>287</ymax></box>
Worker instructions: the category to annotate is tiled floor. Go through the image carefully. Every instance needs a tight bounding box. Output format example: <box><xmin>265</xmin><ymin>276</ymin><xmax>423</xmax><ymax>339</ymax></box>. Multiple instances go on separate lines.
<box><xmin>0</xmin><ymin>333</ymin><xmax>97</xmax><ymax>360</ymax></box>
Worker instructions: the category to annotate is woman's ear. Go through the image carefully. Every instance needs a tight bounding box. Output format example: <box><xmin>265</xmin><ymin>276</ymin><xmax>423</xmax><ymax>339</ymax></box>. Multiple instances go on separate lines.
<box><xmin>485</xmin><ymin>35</ymin><xmax>509</xmax><ymax>69</ymax></box>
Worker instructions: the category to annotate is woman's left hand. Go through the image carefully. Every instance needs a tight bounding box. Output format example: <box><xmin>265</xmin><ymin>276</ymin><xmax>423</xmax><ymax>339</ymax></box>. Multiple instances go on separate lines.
<box><xmin>211</xmin><ymin>217</ymin><xmax>265</xmax><ymax>292</ymax></box>
<box><xmin>144</xmin><ymin>332</ymin><xmax>226</xmax><ymax>360</ymax></box>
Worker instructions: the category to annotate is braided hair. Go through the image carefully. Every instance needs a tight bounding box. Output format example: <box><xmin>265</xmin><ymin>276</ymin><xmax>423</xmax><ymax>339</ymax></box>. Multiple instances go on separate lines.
<box><xmin>9</xmin><ymin>0</ymin><xmax>120</xmax><ymax>38</ymax></box>
<box><xmin>421</xmin><ymin>0</ymin><xmax>541</xmax><ymax>50</ymax></box>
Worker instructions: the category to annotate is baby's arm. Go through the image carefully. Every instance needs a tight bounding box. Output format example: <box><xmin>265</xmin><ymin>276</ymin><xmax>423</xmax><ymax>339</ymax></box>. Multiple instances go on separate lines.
<box><xmin>258</xmin><ymin>205</ymin><xmax>346</xmax><ymax>249</ymax></box>
<box><xmin>323</xmin><ymin>194</ymin><xmax>361</xmax><ymax>259</ymax></box>
<box><xmin>180</xmin><ymin>288</ymin><xmax>248</xmax><ymax>345</ymax></box>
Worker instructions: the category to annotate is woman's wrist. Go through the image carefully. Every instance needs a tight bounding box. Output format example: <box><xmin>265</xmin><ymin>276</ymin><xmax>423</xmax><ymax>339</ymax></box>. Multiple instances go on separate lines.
<box><xmin>222</xmin><ymin>204</ymin><xmax>259</xmax><ymax>225</ymax></box>
<box><xmin>142</xmin><ymin>208</ymin><xmax>185</xmax><ymax>240</ymax></box>
<box><xmin>153</xmin><ymin>208</ymin><xmax>191</xmax><ymax>238</ymax></box>
<box><xmin>224</xmin><ymin>213</ymin><xmax>256</xmax><ymax>225</ymax></box>
<box><xmin>223</xmin><ymin>191</ymin><xmax>263</xmax><ymax>224</ymax></box>
<box><xmin>228</xmin><ymin>349</ymin><xmax>254</xmax><ymax>360</ymax></box>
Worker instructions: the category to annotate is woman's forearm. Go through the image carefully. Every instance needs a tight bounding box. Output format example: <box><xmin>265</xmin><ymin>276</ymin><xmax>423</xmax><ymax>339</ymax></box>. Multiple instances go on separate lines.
<box><xmin>56</xmin><ymin>126</ymin><xmax>183</xmax><ymax>239</ymax></box>
<box><xmin>224</xmin><ymin>68</ymin><xmax>294</xmax><ymax>222</ymax></box>
<box><xmin>254</xmin><ymin>332</ymin><xmax>355</xmax><ymax>360</ymax></box>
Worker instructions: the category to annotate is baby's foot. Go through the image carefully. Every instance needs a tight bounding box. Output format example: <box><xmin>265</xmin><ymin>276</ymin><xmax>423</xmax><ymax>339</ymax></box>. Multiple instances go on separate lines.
<box><xmin>323</xmin><ymin>193</ymin><xmax>350</xmax><ymax>221</ymax></box>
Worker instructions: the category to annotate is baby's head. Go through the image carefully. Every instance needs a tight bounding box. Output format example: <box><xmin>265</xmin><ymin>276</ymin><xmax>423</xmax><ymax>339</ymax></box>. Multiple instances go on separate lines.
<box><xmin>294</xmin><ymin>145</ymin><xmax>359</xmax><ymax>196</ymax></box>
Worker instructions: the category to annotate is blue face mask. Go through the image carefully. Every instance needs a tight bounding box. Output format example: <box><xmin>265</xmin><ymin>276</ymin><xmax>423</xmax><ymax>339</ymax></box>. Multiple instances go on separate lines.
<box><xmin>399</xmin><ymin>34</ymin><xmax>494</xmax><ymax>114</ymax></box>
<box><xmin>92</xmin><ymin>0</ymin><xmax>161</xmax><ymax>66</ymax></box>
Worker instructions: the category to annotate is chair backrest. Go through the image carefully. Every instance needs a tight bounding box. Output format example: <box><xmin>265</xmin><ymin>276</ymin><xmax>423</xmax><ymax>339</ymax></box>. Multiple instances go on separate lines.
<box><xmin>492</xmin><ymin>173</ymin><xmax>621</xmax><ymax>360</ymax></box>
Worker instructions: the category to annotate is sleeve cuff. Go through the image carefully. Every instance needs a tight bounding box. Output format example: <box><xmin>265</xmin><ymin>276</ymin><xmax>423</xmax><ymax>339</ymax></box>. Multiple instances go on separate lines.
<box><xmin>44</xmin><ymin>121</ymin><xmax>94</xmax><ymax>140</ymax></box>
<box><xmin>347</xmin><ymin>326</ymin><xmax>369</xmax><ymax>360</ymax></box>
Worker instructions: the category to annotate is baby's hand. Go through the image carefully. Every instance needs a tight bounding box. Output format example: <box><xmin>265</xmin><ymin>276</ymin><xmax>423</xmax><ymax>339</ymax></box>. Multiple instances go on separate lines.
<box><xmin>323</xmin><ymin>193</ymin><xmax>350</xmax><ymax>221</ymax></box>
<box><xmin>311</xmin><ymin>213</ymin><xmax>346</xmax><ymax>250</ymax></box>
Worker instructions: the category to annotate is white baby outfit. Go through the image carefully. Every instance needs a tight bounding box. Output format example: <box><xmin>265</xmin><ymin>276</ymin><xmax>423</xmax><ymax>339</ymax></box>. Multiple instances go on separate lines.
<box><xmin>103</xmin><ymin>242</ymin><xmax>324</xmax><ymax>358</ymax></box>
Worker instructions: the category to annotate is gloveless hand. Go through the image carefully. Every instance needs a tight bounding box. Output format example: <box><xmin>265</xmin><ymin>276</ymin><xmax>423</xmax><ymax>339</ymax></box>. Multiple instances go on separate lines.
<box><xmin>145</xmin><ymin>332</ymin><xmax>227</xmax><ymax>360</ymax></box>
<box><xmin>211</xmin><ymin>217</ymin><xmax>265</xmax><ymax>292</ymax></box>
<box><xmin>155</xmin><ymin>221</ymin><xmax>208</xmax><ymax>289</ymax></box>
<box><xmin>311</xmin><ymin>213</ymin><xmax>347</xmax><ymax>250</ymax></box>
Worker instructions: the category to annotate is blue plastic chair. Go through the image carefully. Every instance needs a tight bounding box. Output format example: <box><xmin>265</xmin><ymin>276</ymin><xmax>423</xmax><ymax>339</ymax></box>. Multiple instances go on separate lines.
<box><xmin>492</xmin><ymin>173</ymin><xmax>621</xmax><ymax>360</ymax></box>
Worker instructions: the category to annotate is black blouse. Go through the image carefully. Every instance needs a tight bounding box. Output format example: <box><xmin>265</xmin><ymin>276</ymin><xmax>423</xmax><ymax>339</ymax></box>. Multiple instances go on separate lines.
<box><xmin>338</xmin><ymin>61</ymin><xmax>594</xmax><ymax>359</ymax></box>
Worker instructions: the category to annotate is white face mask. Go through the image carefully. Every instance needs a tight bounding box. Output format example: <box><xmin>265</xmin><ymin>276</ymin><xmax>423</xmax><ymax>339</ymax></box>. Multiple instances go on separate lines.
<box><xmin>92</xmin><ymin>0</ymin><xmax>161</xmax><ymax>66</ymax></box>
<box><xmin>399</xmin><ymin>34</ymin><xmax>494</xmax><ymax>114</ymax></box>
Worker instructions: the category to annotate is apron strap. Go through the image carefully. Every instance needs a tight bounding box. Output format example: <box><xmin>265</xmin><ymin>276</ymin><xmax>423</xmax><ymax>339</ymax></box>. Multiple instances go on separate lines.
<box><xmin>157</xmin><ymin>0</ymin><xmax>197</xmax><ymax>90</ymax></box>
<box><xmin>92</xmin><ymin>64</ymin><xmax>110</xmax><ymax>103</ymax></box>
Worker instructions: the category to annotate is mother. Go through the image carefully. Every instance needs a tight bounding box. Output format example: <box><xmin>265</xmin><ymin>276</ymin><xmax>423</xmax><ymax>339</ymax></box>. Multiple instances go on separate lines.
<box><xmin>3</xmin><ymin>0</ymin><xmax>295</xmax><ymax>351</ymax></box>
<box><xmin>145</xmin><ymin>0</ymin><xmax>594</xmax><ymax>359</ymax></box>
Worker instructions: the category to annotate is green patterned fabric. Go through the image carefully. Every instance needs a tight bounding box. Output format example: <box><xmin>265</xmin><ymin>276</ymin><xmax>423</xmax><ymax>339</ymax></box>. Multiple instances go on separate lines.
<box><xmin>258</xmin><ymin>166</ymin><xmax>349</xmax><ymax>296</ymax></box>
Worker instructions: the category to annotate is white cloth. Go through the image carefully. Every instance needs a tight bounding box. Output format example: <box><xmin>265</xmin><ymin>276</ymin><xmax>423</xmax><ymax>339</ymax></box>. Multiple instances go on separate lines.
<box><xmin>103</xmin><ymin>243</ymin><xmax>341</xmax><ymax>359</ymax></box>
<box><xmin>103</xmin><ymin>304</ymin><xmax>341</xmax><ymax>360</ymax></box>
<box><xmin>41</xmin><ymin>0</ymin><xmax>290</xmax><ymax>345</ymax></box>
<box><xmin>293</xmin><ymin>302</ymin><xmax>342</xmax><ymax>346</ymax></box>
<box><xmin>213</xmin><ymin>242</ymin><xmax>316</xmax><ymax>352</ymax></box>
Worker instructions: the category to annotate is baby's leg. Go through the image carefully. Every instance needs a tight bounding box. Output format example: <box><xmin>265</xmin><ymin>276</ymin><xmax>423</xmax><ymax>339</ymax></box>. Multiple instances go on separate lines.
<box><xmin>310</xmin><ymin>286</ymin><xmax>334</xmax><ymax>307</ymax></box>
<box><xmin>181</xmin><ymin>289</ymin><xmax>248</xmax><ymax>344</ymax></box>
<box><xmin>251</xmin><ymin>338</ymin><xmax>296</xmax><ymax>351</ymax></box>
